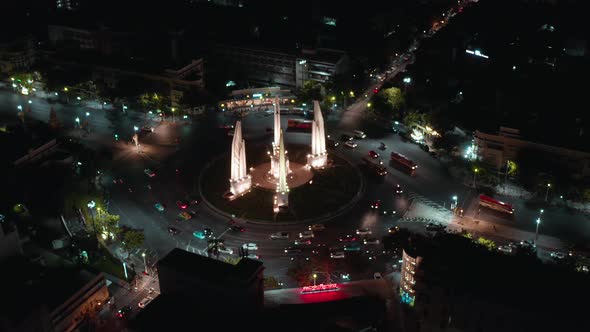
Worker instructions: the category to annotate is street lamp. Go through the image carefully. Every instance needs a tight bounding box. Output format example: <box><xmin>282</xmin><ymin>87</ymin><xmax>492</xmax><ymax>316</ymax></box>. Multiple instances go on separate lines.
<box><xmin>171</xmin><ymin>107</ymin><xmax>176</xmax><ymax>123</ymax></box>
<box><xmin>87</xmin><ymin>201</ymin><xmax>98</xmax><ymax>239</ymax></box>
<box><xmin>451</xmin><ymin>195</ymin><xmax>458</xmax><ymax>210</ymax></box>
<box><xmin>142</xmin><ymin>252</ymin><xmax>148</xmax><ymax>274</ymax></box>
<box><xmin>545</xmin><ymin>183</ymin><xmax>551</xmax><ymax>202</ymax></box>
<box><xmin>403</xmin><ymin>77</ymin><xmax>412</xmax><ymax>93</ymax></box>
<box><xmin>85</xmin><ymin>112</ymin><xmax>90</xmax><ymax>117</ymax></box>
<box><xmin>472</xmin><ymin>168</ymin><xmax>479</xmax><ymax>188</ymax></box>
<box><xmin>122</xmin><ymin>105</ymin><xmax>128</xmax><ymax>113</ymax></box>
<box><xmin>313</xmin><ymin>273</ymin><xmax>317</xmax><ymax>286</ymax></box>
<box><xmin>535</xmin><ymin>211</ymin><xmax>543</xmax><ymax>243</ymax></box>
<box><xmin>75</xmin><ymin>117</ymin><xmax>80</xmax><ymax>127</ymax></box>
<box><xmin>133</xmin><ymin>125</ymin><xmax>139</xmax><ymax>132</ymax></box>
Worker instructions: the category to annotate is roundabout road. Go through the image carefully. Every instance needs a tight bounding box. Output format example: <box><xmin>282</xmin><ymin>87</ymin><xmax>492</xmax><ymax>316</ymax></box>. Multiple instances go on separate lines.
<box><xmin>105</xmin><ymin>106</ymin><xmax>464</xmax><ymax>287</ymax></box>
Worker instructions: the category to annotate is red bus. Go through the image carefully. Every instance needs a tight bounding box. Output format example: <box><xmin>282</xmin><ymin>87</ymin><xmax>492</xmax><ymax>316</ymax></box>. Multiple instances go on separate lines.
<box><xmin>287</xmin><ymin>119</ymin><xmax>313</xmax><ymax>131</ymax></box>
<box><xmin>390</xmin><ymin>152</ymin><xmax>417</xmax><ymax>174</ymax></box>
<box><xmin>478</xmin><ymin>195</ymin><xmax>514</xmax><ymax>214</ymax></box>
<box><xmin>362</xmin><ymin>157</ymin><xmax>387</xmax><ymax>176</ymax></box>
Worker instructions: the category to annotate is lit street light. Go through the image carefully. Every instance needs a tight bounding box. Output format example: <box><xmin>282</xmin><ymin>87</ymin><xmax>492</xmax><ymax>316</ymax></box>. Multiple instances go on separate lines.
<box><xmin>85</xmin><ymin>112</ymin><xmax>90</xmax><ymax>117</ymax></box>
<box><xmin>171</xmin><ymin>107</ymin><xmax>176</xmax><ymax>123</ymax></box>
<box><xmin>75</xmin><ymin>117</ymin><xmax>80</xmax><ymax>127</ymax></box>
<box><xmin>133</xmin><ymin>125</ymin><xmax>139</xmax><ymax>132</ymax></box>
<box><xmin>313</xmin><ymin>273</ymin><xmax>317</xmax><ymax>286</ymax></box>
<box><xmin>535</xmin><ymin>209</ymin><xmax>543</xmax><ymax>243</ymax></box>
<box><xmin>403</xmin><ymin>77</ymin><xmax>412</xmax><ymax>93</ymax></box>
<box><xmin>472</xmin><ymin>168</ymin><xmax>479</xmax><ymax>188</ymax></box>
<box><xmin>545</xmin><ymin>183</ymin><xmax>551</xmax><ymax>202</ymax></box>
<box><xmin>451</xmin><ymin>195</ymin><xmax>458</xmax><ymax>210</ymax></box>
<box><xmin>17</xmin><ymin>105</ymin><xmax>22</xmax><ymax>111</ymax></box>
<box><xmin>142</xmin><ymin>252</ymin><xmax>148</xmax><ymax>274</ymax></box>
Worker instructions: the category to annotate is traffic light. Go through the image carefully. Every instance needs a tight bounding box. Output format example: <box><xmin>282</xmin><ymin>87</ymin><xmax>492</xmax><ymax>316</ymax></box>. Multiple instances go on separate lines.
<box><xmin>114</xmin><ymin>133</ymin><xmax>119</xmax><ymax>140</ymax></box>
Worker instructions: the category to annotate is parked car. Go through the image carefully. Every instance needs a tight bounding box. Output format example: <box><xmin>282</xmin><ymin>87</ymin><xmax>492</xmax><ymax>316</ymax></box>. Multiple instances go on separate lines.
<box><xmin>344</xmin><ymin>243</ymin><xmax>362</xmax><ymax>251</ymax></box>
<box><xmin>284</xmin><ymin>247</ymin><xmax>303</xmax><ymax>255</ymax></box>
<box><xmin>176</xmin><ymin>211</ymin><xmax>192</xmax><ymax>221</ymax></box>
<box><xmin>370</xmin><ymin>200</ymin><xmax>381</xmax><ymax>209</ymax></box>
<box><xmin>388</xmin><ymin>226</ymin><xmax>400</xmax><ymax>234</ymax></box>
<box><xmin>167</xmin><ymin>227</ymin><xmax>180</xmax><ymax>235</ymax></box>
<box><xmin>294</xmin><ymin>239</ymin><xmax>312</xmax><ymax>246</ymax></box>
<box><xmin>327</xmin><ymin>139</ymin><xmax>339</xmax><ymax>148</ymax></box>
<box><xmin>426</xmin><ymin>222</ymin><xmax>445</xmax><ymax>231</ymax></box>
<box><xmin>218</xmin><ymin>246</ymin><xmax>234</xmax><ymax>255</ymax></box>
<box><xmin>394</xmin><ymin>184</ymin><xmax>403</xmax><ymax>194</ymax></box>
<box><xmin>340</xmin><ymin>134</ymin><xmax>353</xmax><ymax>141</ymax></box>
<box><xmin>339</xmin><ymin>235</ymin><xmax>357</xmax><ymax>243</ymax></box>
<box><xmin>230</xmin><ymin>225</ymin><xmax>245</xmax><ymax>232</ymax></box>
<box><xmin>154</xmin><ymin>203</ymin><xmax>165</xmax><ymax>212</ymax></box>
<box><xmin>138</xmin><ymin>296</ymin><xmax>153</xmax><ymax>308</ymax></box>
<box><xmin>176</xmin><ymin>200</ymin><xmax>189</xmax><ymax>209</ymax></box>
<box><xmin>270</xmin><ymin>231</ymin><xmax>290</xmax><ymax>239</ymax></box>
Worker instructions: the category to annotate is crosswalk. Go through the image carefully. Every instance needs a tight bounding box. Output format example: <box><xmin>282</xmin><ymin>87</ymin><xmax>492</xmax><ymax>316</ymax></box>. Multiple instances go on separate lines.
<box><xmin>405</xmin><ymin>191</ymin><xmax>454</xmax><ymax>224</ymax></box>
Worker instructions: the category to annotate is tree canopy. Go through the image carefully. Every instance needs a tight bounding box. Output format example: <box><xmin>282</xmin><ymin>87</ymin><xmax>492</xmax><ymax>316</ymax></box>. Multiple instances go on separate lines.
<box><xmin>370</xmin><ymin>87</ymin><xmax>404</xmax><ymax>118</ymax></box>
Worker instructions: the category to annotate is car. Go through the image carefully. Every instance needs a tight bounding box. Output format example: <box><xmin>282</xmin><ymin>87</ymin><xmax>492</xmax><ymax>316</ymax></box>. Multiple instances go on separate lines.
<box><xmin>116</xmin><ymin>306</ymin><xmax>132</xmax><ymax>319</ymax></box>
<box><xmin>339</xmin><ymin>235</ymin><xmax>357</xmax><ymax>243</ymax></box>
<box><xmin>340</xmin><ymin>134</ymin><xmax>353</xmax><ymax>141</ymax></box>
<box><xmin>370</xmin><ymin>200</ymin><xmax>381</xmax><ymax>209</ymax></box>
<box><xmin>230</xmin><ymin>225</ymin><xmax>245</xmax><ymax>232</ymax></box>
<box><xmin>353</xmin><ymin>130</ymin><xmax>366</xmax><ymax>139</ymax></box>
<box><xmin>330</xmin><ymin>251</ymin><xmax>346</xmax><ymax>259</ymax></box>
<box><xmin>363</xmin><ymin>238</ymin><xmax>380</xmax><ymax>245</ymax></box>
<box><xmin>246</xmin><ymin>253</ymin><xmax>260</xmax><ymax>260</ymax></box>
<box><xmin>344</xmin><ymin>141</ymin><xmax>357</xmax><ymax>148</ymax></box>
<box><xmin>299</xmin><ymin>230</ymin><xmax>314</xmax><ymax>239</ymax></box>
<box><xmin>220</xmin><ymin>124</ymin><xmax>234</xmax><ymax>129</ymax></box>
<box><xmin>394</xmin><ymin>184</ymin><xmax>403</xmax><ymax>194</ymax></box>
<box><xmin>270</xmin><ymin>231</ymin><xmax>290</xmax><ymax>239</ymax></box>
<box><xmin>167</xmin><ymin>227</ymin><xmax>180</xmax><ymax>235</ymax></box>
<box><xmin>356</xmin><ymin>228</ymin><xmax>372</xmax><ymax>236</ymax></box>
<box><xmin>242</xmin><ymin>243</ymin><xmax>259</xmax><ymax>251</ymax></box>
<box><xmin>294</xmin><ymin>239</ymin><xmax>312</xmax><ymax>246</ymax></box>
<box><xmin>141</xmin><ymin>126</ymin><xmax>154</xmax><ymax>133</ymax></box>
<box><xmin>284</xmin><ymin>247</ymin><xmax>303</xmax><ymax>255</ymax></box>
<box><xmin>227</xmin><ymin>130</ymin><xmax>234</xmax><ymax>136</ymax></box>
<box><xmin>327</xmin><ymin>139</ymin><xmax>339</xmax><ymax>147</ymax></box>
<box><xmin>368</xmin><ymin>150</ymin><xmax>379</xmax><ymax>159</ymax></box>
<box><xmin>218</xmin><ymin>246</ymin><xmax>234</xmax><ymax>255</ymax></box>
<box><xmin>138</xmin><ymin>296</ymin><xmax>153</xmax><ymax>308</ymax></box>
<box><xmin>388</xmin><ymin>226</ymin><xmax>400</xmax><ymax>234</ymax></box>
<box><xmin>497</xmin><ymin>245</ymin><xmax>515</xmax><ymax>255</ymax></box>
<box><xmin>176</xmin><ymin>211</ymin><xmax>192</xmax><ymax>221</ymax></box>
<box><xmin>373</xmin><ymin>272</ymin><xmax>383</xmax><ymax>280</ymax></box>
<box><xmin>344</xmin><ymin>243</ymin><xmax>362</xmax><ymax>251</ymax></box>
<box><xmin>308</xmin><ymin>224</ymin><xmax>325</xmax><ymax>232</ymax></box>
<box><xmin>154</xmin><ymin>203</ymin><xmax>165</xmax><ymax>212</ymax></box>
<box><xmin>144</xmin><ymin>168</ymin><xmax>156</xmax><ymax>177</ymax></box>
<box><xmin>176</xmin><ymin>200</ymin><xmax>189</xmax><ymax>209</ymax></box>
<box><xmin>550</xmin><ymin>251</ymin><xmax>566</xmax><ymax>260</ymax></box>
<box><xmin>193</xmin><ymin>231</ymin><xmax>206</xmax><ymax>239</ymax></box>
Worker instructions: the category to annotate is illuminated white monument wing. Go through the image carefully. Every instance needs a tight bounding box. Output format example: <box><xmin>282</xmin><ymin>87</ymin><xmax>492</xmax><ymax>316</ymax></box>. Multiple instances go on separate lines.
<box><xmin>270</xmin><ymin>96</ymin><xmax>290</xmax><ymax>178</ymax></box>
<box><xmin>274</xmin><ymin>129</ymin><xmax>289</xmax><ymax>213</ymax></box>
<box><xmin>229</xmin><ymin>121</ymin><xmax>251</xmax><ymax>196</ymax></box>
<box><xmin>307</xmin><ymin>100</ymin><xmax>328</xmax><ymax>168</ymax></box>
<box><xmin>273</xmin><ymin>96</ymin><xmax>281</xmax><ymax>147</ymax></box>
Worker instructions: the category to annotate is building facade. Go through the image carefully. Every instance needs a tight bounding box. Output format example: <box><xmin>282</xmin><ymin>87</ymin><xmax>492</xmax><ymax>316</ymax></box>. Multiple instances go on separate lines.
<box><xmin>475</xmin><ymin>127</ymin><xmax>590</xmax><ymax>177</ymax></box>
<box><xmin>400</xmin><ymin>249</ymin><xmax>423</xmax><ymax>307</ymax></box>
<box><xmin>211</xmin><ymin>45</ymin><xmax>349</xmax><ymax>89</ymax></box>
<box><xmin>0</xmin><ymin>218</ymin><xmax>23</xmax><ymax>262</ymax></box>
<box><xmin>0</xmin><ymin>37</ymin><xmax>36</xmax><ymax>74</ymax></box>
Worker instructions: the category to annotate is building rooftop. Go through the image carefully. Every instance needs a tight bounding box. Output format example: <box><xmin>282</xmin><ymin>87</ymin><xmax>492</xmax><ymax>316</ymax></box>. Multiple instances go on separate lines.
<box><xmin>158</xmin><ymin>248</ymin><xmax>263</xmax><ymax>285</ymax></box>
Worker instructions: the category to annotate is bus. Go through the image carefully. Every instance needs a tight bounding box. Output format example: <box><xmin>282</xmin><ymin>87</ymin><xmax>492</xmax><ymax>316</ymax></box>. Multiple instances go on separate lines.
<box><xmin>287</xmin><ymin>119</ymin><xmax>313</xmax><ymax>132</ymax></box>
<box><xmin>390</xmin><ymin>151</ymin><xmax>417</xmax><ymax>174</ymax></box>
<box><xmin>478</xmin><ymin>195</ymin><xmax>514</xmax><ymax>214</ymax></box>
<box><xmin>362</xmin><ymin>157</ymin><xmax>387</xmax><ymax>176</ymax></box>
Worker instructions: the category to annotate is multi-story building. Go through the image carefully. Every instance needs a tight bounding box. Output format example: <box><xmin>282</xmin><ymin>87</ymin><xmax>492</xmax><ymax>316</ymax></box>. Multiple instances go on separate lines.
<box><xmin>0</xmin><ymin>37</ymin><xmax>36</xmax><ymax>74</ymax></box>
<box><xmin>0</xmin><ymin>216</ymin><xmax>23</xmax><ymax>262</ymax></box>
<box><xmin>0</xmin><ymin>261</ymin><xmax>110</xmax><ymax>332</ymax></box>
<box><xmin>211</xmin><ymin>44</ymin><xmax>349</xmax><ymax>89</ymax></box>
<box><xmin>474</xmin><ymin>127</ymin><xmax>590</xmax><ymax>178</ymax></box>
<box><xmin>400</xmin><ymin>248</ymin><xmax>423</xmax><ymax>307</ymax></box>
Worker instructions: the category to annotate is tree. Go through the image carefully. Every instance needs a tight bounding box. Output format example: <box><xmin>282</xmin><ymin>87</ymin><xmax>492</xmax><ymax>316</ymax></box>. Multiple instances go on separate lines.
<box><xmin>49</xmin><ymin>107</ymin><xmax>60</xmax><ymax>129</ymax></box>
<box><xmin>223</xmin><ymin>256</ymin><xmax>242</xmax><ymax>265</ymax></box>
<box><xmin>263</xmin><ymin>276</ymin><xmax>281</xmax><ymax>290</ymax></box>
<box><xmin>476</xmin><ymin>237</ymin><xmax>496</xmax><ymax>251</ymax></box>
<box><xmin>299</xmin><ymin>81</ymin><xmax>326</xmax><ymax>103</ymax></box>
<box><xmin>583</xmin><ymin>188</ymin><xmax>590</xmax><ymax>203</ymax></box>
<box><xmin>370</xmin><ymin>87</ymin><xmax>404</xmax><ymax>118</ymax></box>
<box><xmin>121</xmin><ymin>229</ymin><xmax>145</xmax><ymax>252</ymax></box>
<box><xmin>94</xmin><ymin>212</ymin><xmax>121</xmax><ymax>239</ymax></box>
<box><xmin>403</xmin><ymin>109</ymin><xmax>430</xmax><ymax>128</ymax></box>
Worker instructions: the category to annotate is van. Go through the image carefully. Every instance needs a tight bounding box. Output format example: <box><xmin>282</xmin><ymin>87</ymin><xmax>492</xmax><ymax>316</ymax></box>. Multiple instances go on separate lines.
<box><xmin>353</xmin><ymin>130</ymin><xmax>366</xmax><ymax>139</ymax></box>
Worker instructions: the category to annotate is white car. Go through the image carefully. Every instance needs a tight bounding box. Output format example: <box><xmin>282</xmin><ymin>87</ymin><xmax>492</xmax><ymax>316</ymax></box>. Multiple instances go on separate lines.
<box><xmin>363</xmin><ymin>238</ymin><xmax>380</xmax><ymax>245</ymax></box>
<box><xmin>330</xmin><ymin>251</ymin><xmax>346</xmax><ymax>259</ymax></box>
<box><xmin>356</xmin><ymin>228</ymin><xmax>372</xmax><ymax>236</ymax></box>
<box><xmin>344</xmin><ymin>141</ymin><xmax>357</xmax><ymax>148</ymax></box>
<box><xmin>373</xmin><ymin>272</ymin><xmax>383</xmax><ymax>280</ymax></box>
<box><xmin>299</xmin><ymin>230</ymin><xmax>314</xmax><ymax>239</ymax></box>
<box><xmin>138</xmin><ymin>296</ymin><xmax>153</xmax><ymax>308</ymax></box>
<box><xmin>247</xmin><ymin>253</ymin><xmax>260</xmax><ymax>260</ymax></box>
<box><xmin>497</xmin><ymin>245</ymin><xmax>515</xmax><ymax>255</ymax></box>
<box><xmin>550</xmin><ymin>251</ymin><xmax>566</xmax><ymax>260</ymax></box>
<box><xmin>242</xmin><ymin>243</ymin><xmax>258</xmax><ymax>251</ymax></box>
<box><xmin>270</xmin><ymin>231</ymin><xmax>290</xmax><ymax>239</ymax></box>
<box><xmin>353</xmin><ymin>130</ymin><xmax>366</xmax><ymax>139</ymax></box>
<box><xmin>308</xmin><ymin>224</ymin><xmax>325</xmax><ymax>232</ymax></box>
<box><xmin>218</xmin><ymin>246</ymin><xmax>234</xmax><ymax>255</ymax></box>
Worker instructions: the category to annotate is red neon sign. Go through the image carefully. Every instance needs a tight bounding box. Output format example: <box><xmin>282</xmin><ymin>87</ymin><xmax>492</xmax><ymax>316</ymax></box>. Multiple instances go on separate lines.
<box><xmin>300</xmin><ymin>283</ymin><xmax>340</xmax><ymax>294</ymax></box>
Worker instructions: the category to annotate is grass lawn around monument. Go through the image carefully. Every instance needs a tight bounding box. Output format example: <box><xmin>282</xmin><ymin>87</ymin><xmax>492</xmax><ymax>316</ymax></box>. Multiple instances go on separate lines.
<box><xmin>200</xmin><ymin>145</ymin><xmax>362</xmax><ymax>222</ymax></box>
